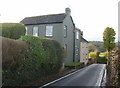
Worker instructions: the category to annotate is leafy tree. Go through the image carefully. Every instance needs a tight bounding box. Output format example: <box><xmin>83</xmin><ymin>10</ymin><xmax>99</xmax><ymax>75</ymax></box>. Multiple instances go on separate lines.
<box><xmin>103</xmin><ymin>27</ymin><xmax>116</xmax><ymax>52</ymax></box>
<box><xmin>103</xmin><ymin>27</ymin><xmax>116</xmax><ymax>86</ymax></box>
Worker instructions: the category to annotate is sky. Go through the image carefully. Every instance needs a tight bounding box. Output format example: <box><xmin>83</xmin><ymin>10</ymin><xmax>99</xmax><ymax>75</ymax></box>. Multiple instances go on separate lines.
<box><xmin>0</xmin><ymin>0</ymin><xmax>119</xmax><ymax>41</ymax></box>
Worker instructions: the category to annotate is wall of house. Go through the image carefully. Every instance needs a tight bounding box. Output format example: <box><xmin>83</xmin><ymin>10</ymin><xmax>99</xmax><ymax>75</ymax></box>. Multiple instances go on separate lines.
<box><xmin>63</xmin><ymin>16</ymin><xmax>74</xmax><ymax>64</ymax></box>
<box><xmin>26</xmin><ymin>23</ymin><xmax>63</xmax><ymax>46</ymax></box>
<box><xmin>74</xmin><ymin>29</ymin><xmax>81</xmax><ymax>62</ymax></box>
<box><xmin>80</xmin><ymin>42</ymin><xmax>89</xmax><ymax>65</ymax></box>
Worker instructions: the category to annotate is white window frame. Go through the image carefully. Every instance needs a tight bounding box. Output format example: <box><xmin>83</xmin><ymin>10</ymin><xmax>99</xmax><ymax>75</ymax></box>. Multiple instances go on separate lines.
<box><xmin>33</xmin><ymin>26</ymin><xmax>38</xmax><ymax>36</ymax></box>
<box><xmin>76</xmin><ymin>31</ymin><xmax>79</xmax><ymax>39</ymax></box>
<box><xmin>64</xmin><ymin>25</ymin><xmax>67</xmax><ymax>37</ymax></box>
<box><xmin>25</xmin><ymin>27</ymin><xmax>28</xmax><ymax>35</ymax></box>
<box><xmin>46</xmin><ymin>26</ymin><xmax>53</xmax><ymax>37</ymax></box>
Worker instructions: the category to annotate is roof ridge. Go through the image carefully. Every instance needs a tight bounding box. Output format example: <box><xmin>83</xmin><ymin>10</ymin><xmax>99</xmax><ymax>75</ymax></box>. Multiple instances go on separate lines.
<box><xmin>25</xmin><ymin>13</ymin><xmax>65</xmax><ymax>19</ymax></box>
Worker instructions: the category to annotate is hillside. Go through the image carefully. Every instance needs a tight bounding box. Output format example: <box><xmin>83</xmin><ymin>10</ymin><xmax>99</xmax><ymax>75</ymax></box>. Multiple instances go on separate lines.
<box><xmin>89</xmin><ymin>41</ymin><xmax>105</xmax><ymax>52</ymax></box>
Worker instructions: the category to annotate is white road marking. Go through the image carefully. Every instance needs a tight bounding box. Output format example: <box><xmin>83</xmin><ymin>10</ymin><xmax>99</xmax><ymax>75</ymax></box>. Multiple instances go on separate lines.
<box><xmin>39</xmin><ymin>64</ymin><xmax>105</xmax><ymax>87</ymax></box>
<box><xmin>95</xmin><ymin>64</ymin><xmax>106</xmax><ymax>86</ymax></box>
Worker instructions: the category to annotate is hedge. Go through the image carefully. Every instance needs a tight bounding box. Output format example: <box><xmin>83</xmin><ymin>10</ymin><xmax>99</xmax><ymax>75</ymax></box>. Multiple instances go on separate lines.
<box><xmin>0</xmin><ymin>23</ymin><xmax>26</xmax><ymax>39</ymax></box>
<box><xmin>2</xmin><ymin>35</ymin><xmax>63</xmax><ymax>86</ymax></box>
<box><xmin>2</xmin><ymin>37</ymin><xmax>27</xmax><ymax>86</ymax></box>
<box><xmin>65</xmin><ymin>62</ymin><xmax>84</xmax><ymax>67</ymax></box>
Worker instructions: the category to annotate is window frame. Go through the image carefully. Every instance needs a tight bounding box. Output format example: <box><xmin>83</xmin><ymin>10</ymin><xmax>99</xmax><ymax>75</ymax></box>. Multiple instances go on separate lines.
<box><xmin>76</xmin><ymin>31</ymin><xmax>79</xmax><ymax>39</ymax></box>
<box><xmin>45</xmin><ymin>25</ymin><xmax>53</xmax><ymax>37</ymax></box>
<box><xmin>25</xmin><ymin>26</ymin><xmax>28</xmax><ymax>35</ymax></box>
<box><xmin>64</xmin><ymin>25</ymin><xmax>67</xmax><ymax>38</ymax></box>
<box><xmin>33</xmin><ymin>26</ymin><xmax>38</xmax><ymax>36</ymax></box>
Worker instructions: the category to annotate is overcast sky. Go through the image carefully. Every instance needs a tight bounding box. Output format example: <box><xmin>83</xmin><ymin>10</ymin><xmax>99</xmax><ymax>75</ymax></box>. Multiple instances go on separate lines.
<box><xmin>0</xmin><ymin>0</ymin><xmax>119</xmax><ymax>41</ymax></box>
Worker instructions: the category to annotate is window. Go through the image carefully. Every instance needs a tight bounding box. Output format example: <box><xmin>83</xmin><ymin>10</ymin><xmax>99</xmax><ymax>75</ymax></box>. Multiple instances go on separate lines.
<box><xmin>64</xmin><ymin>25</ymin><xmax>67</xmax><ymax>37</ymax></box>
<box><xmin>25</xmin><ymin>27</ymin><xmax>28</xmax><ymax>35</ymax></box>
<box><xmin>76</xmin><ymin>48</ymin><xmax>79</xmax><ymax>56</ymax></box>
<box><xmin>33</xmin><ymin>26</ymin><xmax>38</xmax><ymax>36</ymax></box>
<box><xmin>76</xmin><ymin>31</ymin><xmax>79</xmax><ymax>39</ymax></box>
<box><xmin>46</xmin><ymin>26</ymin><xmax>53</xmax><ymax>37</ymax></box>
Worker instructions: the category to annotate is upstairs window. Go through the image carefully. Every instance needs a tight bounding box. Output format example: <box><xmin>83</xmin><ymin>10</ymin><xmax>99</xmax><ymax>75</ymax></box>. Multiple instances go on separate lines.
<box><xmin>25</xmin><ymin>27</ymin><xmax>28</xmax><ymax>35</ymax></box>
<box><xmin>64</xmin><ymin>25</ymin><xmax>67</xmax><ymax>37</ymax></box>
<box><xmin>46</xmin><ymin>26</ymin><xmax>53</xmax><ymax>37</ymax></box>
<box><xmin>76</xmin><ymin>31</ymin><xmax>79</xmax><ymax>39</ymax></box>
<box><xmin>33</xmin><ymin>26</ymin><xmax>38</xmax><ymax>36</ymax></box>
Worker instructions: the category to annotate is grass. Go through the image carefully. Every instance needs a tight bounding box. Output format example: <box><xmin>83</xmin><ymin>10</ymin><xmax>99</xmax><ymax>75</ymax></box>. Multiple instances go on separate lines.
<box><xmin>65</xmin><ymin>62</ymin><xmax>84</xmax><ymax>67</ymax></box>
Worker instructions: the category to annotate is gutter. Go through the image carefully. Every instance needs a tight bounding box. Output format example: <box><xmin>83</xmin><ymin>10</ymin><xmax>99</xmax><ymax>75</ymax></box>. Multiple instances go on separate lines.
<box><xmin>73</xmin><ymin>23</ymin><xmax>75</xmax><ymax>62</ymax></box>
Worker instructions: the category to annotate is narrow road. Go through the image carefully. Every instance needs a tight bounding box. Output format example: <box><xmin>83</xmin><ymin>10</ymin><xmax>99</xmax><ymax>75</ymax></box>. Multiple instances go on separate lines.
<box><xmin>41</xmin><ymin>64</ymin><xmax>106</xmax><ymax>87</ymax></box>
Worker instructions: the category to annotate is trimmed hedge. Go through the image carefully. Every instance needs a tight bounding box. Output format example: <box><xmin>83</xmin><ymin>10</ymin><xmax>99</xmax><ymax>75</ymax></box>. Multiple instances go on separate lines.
<box><xmin>65</xmin><ymin>62</ymin><xmax>84</xmax><ymax>67</ymax></box>
<box><xmin>0</xmin><ymin>23</ymin><xmax>26</xmax><ymax>39</ymax></box>
<box><xmin>2</xmin><ymin>35</ymin><xmax>63</xmax><ymax>86</ymax></box>
<box><xmin>96</xmin><ymin>57</ymin><xmax>107</xmax><ymax>64</ymax></box>
<box><xmin>2</xmin><ymin>37</ymin><xmax>26</xmax><ymax>63</ymax></box>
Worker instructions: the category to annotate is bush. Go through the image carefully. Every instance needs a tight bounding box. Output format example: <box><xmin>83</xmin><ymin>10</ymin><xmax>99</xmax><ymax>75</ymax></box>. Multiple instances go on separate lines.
<box><xmin>41</xmin><ymin>38</ymin><xmax>63</xmax><ymax>69</ymax></box>
<box><xmin>2</xmin><ymin>35</ymin><xmax>63</xmax><ymax>86</ymax></box>
<box><xmin>65</xmin><ymin>62</ymin><xmax>84</xmax><ymax>67</ymax></box>
<box><xmin>2</xmin><ymin>37</ymin><xmax>27</xmax><ymax>86</ymax></box>
<box><xmin>0</xmin><ymin>23</ymin><xmax>26</xmax><ymax>39</ymax></box>
<box><xmin>96</xmin><ymin>57</ymin><xmax>107</xmax><ymax>64</ymax></box>
<box><xmin>89</xmin><ymin>52</ymin><xmax>96</xmax><ymax>59</ymax></box>
<box><xmin>2</xmin><ymin>37</ymin><xmax>26</xmax><ymax>63</ymax></box>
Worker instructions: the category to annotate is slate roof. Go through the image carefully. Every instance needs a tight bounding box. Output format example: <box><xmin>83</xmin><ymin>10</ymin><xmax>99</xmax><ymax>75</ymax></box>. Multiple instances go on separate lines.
<box><xmin>81</xmin><ymin>37</ymin><xmax>89</xmax><ymax>43</ymax></box>
<box><xmin>20</xmin><ymin>13</ymin><xmax>66</xmax><ymax>25</ymax></box>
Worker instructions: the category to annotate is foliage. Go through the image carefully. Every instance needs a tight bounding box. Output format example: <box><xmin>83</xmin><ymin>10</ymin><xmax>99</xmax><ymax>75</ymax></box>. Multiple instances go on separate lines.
<box><xmin>65</xmin><ymin>62</ymin><xmax>84</xmax><ymax>67</ymax></box>
<box><xmin>0</xmin><ymin>23</ymin><xmax>26</xmax><ymax>39</ymax></box>
<box><xmin>2</xmin><ymin>37</ymin><xmax>26</xmax><ymax>63</ymax></box>
<box><xmin>99</xmin><ymin>52</ymin><xmax>106</xmax><ymax>57</ymax></box>
<box><xmin>89</xmin><ymin>52</ymin><xmax>96</xmax><ymax>59</ymax></box>
<box><xmin>2</xmin><ymin>35</ymin><xmax>63</xmax><ymax>86</ymax></box>
<box><xmin>103</xmin><ymin>27</ymin><xmax>116</xmax><ymax>52</ymax></box>
<box><xmin>96</xmin><ymin>57</ymin><xmax>107</xmax><ymax>64</ymax></box>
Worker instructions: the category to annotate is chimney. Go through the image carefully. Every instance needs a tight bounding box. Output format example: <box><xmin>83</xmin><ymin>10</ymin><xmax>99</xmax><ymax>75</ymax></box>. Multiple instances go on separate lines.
<box><xmin>65</xmin><ymin>8</ymin><xmax>71</xmax><ymax>16</ymax></box>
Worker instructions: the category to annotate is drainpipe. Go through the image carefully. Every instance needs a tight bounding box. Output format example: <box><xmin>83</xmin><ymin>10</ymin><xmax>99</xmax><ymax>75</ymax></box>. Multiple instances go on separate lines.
<box><xmin>73</xmin><ymin>24</ymin><xmax>75</xmax><ymax>62</ymax></box>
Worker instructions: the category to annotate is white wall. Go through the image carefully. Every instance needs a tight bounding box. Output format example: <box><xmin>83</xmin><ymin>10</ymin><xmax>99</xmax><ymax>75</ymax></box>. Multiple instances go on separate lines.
<box><xmin>80</xmin><ymin>42</ymin><xmax>89</xmax><ymax>65</ymax></box>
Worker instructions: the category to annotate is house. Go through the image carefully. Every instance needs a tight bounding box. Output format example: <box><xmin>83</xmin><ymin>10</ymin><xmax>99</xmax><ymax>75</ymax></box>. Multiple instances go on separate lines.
<box><xmin>20</xmin><ymin>8</ymin><xmax>81</xmax><ymax>64</ymax></box>
<box><xmin>80</xmin><ymin>36</ymin><xmax>89</xmax><ymax>65</ymax></box>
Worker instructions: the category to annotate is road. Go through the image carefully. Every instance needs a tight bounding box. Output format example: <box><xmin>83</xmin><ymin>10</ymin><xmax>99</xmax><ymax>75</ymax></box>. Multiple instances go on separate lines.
<box><xmin>41</xmin><ymin>64</ymin><xmax>106</xmax><ymax>87</ymax></box>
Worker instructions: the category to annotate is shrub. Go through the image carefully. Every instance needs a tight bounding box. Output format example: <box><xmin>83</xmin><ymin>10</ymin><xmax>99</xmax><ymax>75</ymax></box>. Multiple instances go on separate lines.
<box><xmin>2</xmin><ymin>37</ymin><xmax>27</xmax><ymax>86</ymax></box>
<box><xmin>2</xmin><ymin>37</ymin><xmax>26</xmax><ymax>63</ymax></box>
<box><xmin>2</xmin><ymin>35</ymin><xmax>63</xmax><ymax>86</ymax></box>
<box><xmin>96</xmin><ymin>57</ymin><xmax>107</xmax><ymax>64</ymax></box>
<box><xmin>65</xmin><ymin>62</ymin><xmax>84</xmax><ymax>67</ymax></box>
<box><xmin>40</xmin><ymin>38</ymin><xmax>63</xmax><ymax>74</ymax></box>
<box><xmin>0</xmin><ymin>23</ymin><xmax>26</xmax><ymax>39</ymax></box>
<box><xmin>89</xmin><ymin>52</ymin><xmax>96</xmax><ymax>59</ymax></box>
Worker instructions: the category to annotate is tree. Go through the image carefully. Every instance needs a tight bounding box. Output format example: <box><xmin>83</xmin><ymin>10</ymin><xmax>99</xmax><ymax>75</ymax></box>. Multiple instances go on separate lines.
<box><xmin>103</xmin><ymin>27</ymin><xmax>116</xmax><ymax>86</ymax></box>
<box><xmin>103</xmin><ymin>27</ymin><xmax>116</xmax><ymax>52</ymax></box>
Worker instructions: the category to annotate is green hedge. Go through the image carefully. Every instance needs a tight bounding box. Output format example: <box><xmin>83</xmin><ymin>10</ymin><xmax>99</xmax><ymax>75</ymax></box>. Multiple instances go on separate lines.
<box><xmin>96</xmin><ymin>57</ymin><xmax>107</xmax><ymax>64</ymax></box>
<box><xmin>0</xmin><ymin>23</ymin><xmax>26</xmax><ymax>39</ymax></box>
<box><xmin>2</xmin><ymin>35</ymin><xmax>63</xmax><ymax>86</ymax></box>
<box><xmin>65</xmin><ymin>62</ymin><xmax>84</xmax><ymax>67</ymax></box>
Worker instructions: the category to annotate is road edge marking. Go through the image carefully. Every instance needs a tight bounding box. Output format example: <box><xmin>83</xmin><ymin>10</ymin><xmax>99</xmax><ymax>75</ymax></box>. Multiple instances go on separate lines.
<box><xmin>96</xmin><ymin>64</ymin><xmax>106</xmax><ymax>86</ymax></box>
